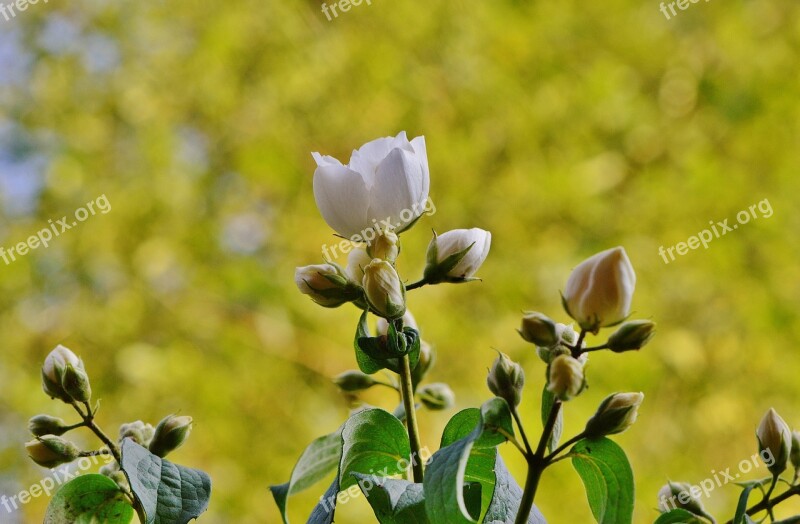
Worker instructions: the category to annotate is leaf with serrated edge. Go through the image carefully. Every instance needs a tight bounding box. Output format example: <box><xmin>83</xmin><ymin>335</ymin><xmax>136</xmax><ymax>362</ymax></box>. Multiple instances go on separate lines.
<box><xmin>121</xmin><ymin>439</ymin><xmax>211</xmax><ymax>524</ymax></box>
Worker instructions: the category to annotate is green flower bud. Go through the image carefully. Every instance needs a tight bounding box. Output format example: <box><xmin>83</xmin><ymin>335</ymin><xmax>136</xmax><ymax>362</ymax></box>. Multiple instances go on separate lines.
<box><xmin>119</xmin><ymin>421</ymin><xmax>156</xmax><ymax>447</ymax></box>
<box><xmin>584</xmin><ymin>392</ymin><xmax>644</xmax><ymax>438</ymax></box>
<box><xmin>333</xmin><ymin>370</ymin><xmax>378</xmax><ymax>392</ymax></box>
<box><xmin>368</xmin><ymin>230</ymin><xmax>400</xmax><ymax>263</ymax></box>
<box><xmin>149</xmin><ymin>415</ymin><xmax>193</xmax><ymax>458</ymax></box>
<box><xmin>791</xmin><ymin>430</ymin><xmax>800</xmax><ymax>472</ymax></box>
<box><xmin>657</xmin><ymin>481</ymin><xmax>707</xmax><ymax>517</ymax></box>
<box><xmin>757</xmin><ymin>408</ymin><xmax>791</xmax><ymax>476</ymax></box>
<box><xmin>486</xmin><ymin>353</ymin><xmax>525</xmax><ymax>408</ymax></box>
<box><xmin>25</xmin><ymin>435</ymin><xmax>80</xmax><ymax>468</ymax></box>
<box><xmin>417</xmin><ymin>383</ymin><xmax>455</xmax><ymax>410</ymax></box>
<box><xmin>295</xmin><ymin>263</ymin><xmax>361</xmax><ymax>308</ymax></box>
<box><xmin>519</xmin><ymin>312</ymin><xmax>558</xmax><ymax>347</ymax></box>
<box><xmin>547</xmin><ymin>355</ymin><xmax>585</xmax><ymax>401</ymax></box>
<box><xmin>62</xmin><ymin>362</ymin><xmax>92</xmax><ymax>403</ymax></box>
<box><xmin>42</xmin><ymin>345</ymin><xmax>84</xmax><ymax>403</ymax></box>
<box><xmin>28</xmin><ymin>415</ymin><xmax>71</xmax><ymax>437</ymax></box>
<box><xmin>363</xmin><ymin>259</ymin><xmax>406</xmax><ymax>319</ymax></box>
<box><xmin>607</xmin><ymin>320</ymin><xmax>656</xmax><ymax>352</ymax></box>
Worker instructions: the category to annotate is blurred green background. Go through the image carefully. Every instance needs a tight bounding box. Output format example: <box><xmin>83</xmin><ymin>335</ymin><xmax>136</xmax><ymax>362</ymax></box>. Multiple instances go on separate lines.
<box><xmin>1</xmin><ymin>0</ymin><xmax>799</xmax><ymax>522</ymax></box>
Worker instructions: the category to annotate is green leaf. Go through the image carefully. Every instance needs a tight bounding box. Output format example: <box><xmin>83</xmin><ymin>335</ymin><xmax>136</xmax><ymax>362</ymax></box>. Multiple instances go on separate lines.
<box><xmin>306</xmin><ymin>477</ymin><xmax>339</xmax><ymax>524</ymax></box>
<box><xmin>424</xmin><ymin>398</ymin><xmax>516</xmax><ymax>523</ymax></box>
<box><xmin>733</xmin><ymin>484</ymin><xmax>756</xmax><ymax>524</ymax></box>
<box><xmin>653</xmin><ymin>509</ymin><xmax>705</xmax><ymax>524</ymax></box>
<box><xmin>540</xmin><ymin>384</ymin><xmax>562</xmax><ymax>454</ymax></box>
<box><xmin>354</xmin><ymin>475</ymin><xmax>430</xmax><ymax>524</ymax></box>
<box><xmin>570</xmin><ymin>438</ymin><xmax>634</xmax><ymax>524</ymax></box>
<box><xmin>270</xmin><ymin>429</ymin><xmax>343</xmax><ymax>524</ymax></box>
<box><xmin>339</xmin><ymin>408</ymin><xmax>411</xmax><ymax>490</ymax></box>
<box><xmin>120</xmin><ymin>439</ymin><xmax>211</xmax><ymax>524</ymax></box>
<box><xmin>354</xmin><ymin>310</ymin><xmax>384</xmax><ymax>374</ymax></box>
<box><xmin>44</xmin><ymin>474</ymin><xmax>134</xmax><ymax>524</ymax></box>
<box><xmin>484</xmin><ymin>454</ymin><xmax>546</xmax><ymax>524</ymax></box>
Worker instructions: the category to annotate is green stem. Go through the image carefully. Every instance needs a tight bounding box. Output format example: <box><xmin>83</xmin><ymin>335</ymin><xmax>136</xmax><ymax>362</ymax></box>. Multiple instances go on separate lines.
<box><xmin>399</xmin><ymin>353</ymin><xmax>425</xmax><ymax>482</ymax></box>
<box><xmin>764</xmin><ymin>475</ymin><xmax>778</xmax><ymax>521</ymax></box>
<box><xmin>71</xmin><ymin>402</ymin><xmax>121</xmax><ymax>464</ymax></box>
<box><xmin>543</xmin><ymin>432</ymin><xmax>586</xmax><ymax>463</ymax></box>
<box><xmin>515</xmin><ymin>399</ymin><xmax>563</xmax><ymax>524</ymax></box>
<box><xmin>405</xmin><ymin>279</ymin><xmax>428</xmax><ymax>291</ymax></box>
<box><xmin>723</xmin><ymin>478</ymin><xmax>800</xmax><ymax>524</ymax></box>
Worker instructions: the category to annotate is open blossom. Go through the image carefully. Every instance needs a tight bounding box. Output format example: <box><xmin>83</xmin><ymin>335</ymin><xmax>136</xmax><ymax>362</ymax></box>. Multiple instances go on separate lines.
<box><xmin>312</xmin><ymin>132</ymin><xmax>430</xmax><ymax>240</ymax></box>
<box><xmin>563</xmin><ymin>247</ymin><xmax>636</xmax><ymax>332</ymax></box>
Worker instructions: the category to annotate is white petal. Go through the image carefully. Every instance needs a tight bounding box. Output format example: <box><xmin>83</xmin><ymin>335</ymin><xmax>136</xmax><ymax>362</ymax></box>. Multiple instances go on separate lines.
<box><xmin>313</xmin><ymin>163</ymin><xmax>370</xmax><ymax>238</ymax></box>
<box><xmin>410</xmin><ymin>135</ymin><xmax>430</xmax><ymax>198</ymax></box>
<box><xmin>312</xmin><ymin>152</ymin><xmax>342</xmax><ymax>167</ymax></box>
<box><xmin>368</xmin><ymin>148</ymin><xmax>425</xmax><ymax>231</ymax></box>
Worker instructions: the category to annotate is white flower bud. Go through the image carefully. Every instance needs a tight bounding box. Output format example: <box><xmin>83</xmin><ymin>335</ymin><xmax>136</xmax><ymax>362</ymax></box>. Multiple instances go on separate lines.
<box><xmin>563</xmin><ymin>247</ymin><xmax>636</xmax><ymax>333</ymax></box>
<box><xmin>294</xmin><ymin>263</ymin><xmax>354</xmax><ymax>308</ymax></box>
<box><xmin>368</xmin><ymin>230</ymin><xmax>400</xmax><ymax>263</ymax></box>
<box><xmin>547</xmin><ymin>355</ymin><xmax>585</xmax><ymax>401</ymax></box>
<box><xmin>345</xmin><ymin>248</ymin><xmax>373</xmax><ymax>284</ymax></box>
<box><xmin>424</xmin><ymin>228</ymin><xmax>491</xmax><ymax>283</ymax></box>
<box><xmin>757</xmin><ymin>408</ymin><xmax>791</xmax><ymax>476</ymax></box>
<box><xmin>149</xmin><ymin>415</ymin><xmax>193</xmax><ymax>458</ymax></box>
<box><xmin>657</xmin><ymin>481</ymin><xmax>707</xmax><ymax>516</ymax></box>
<box><xmin>607</xmin><ymin>320</ymin><xmax>656</xmax><ymax>352</ymax></box>
<box><xmin>363</xmin><ymin>259</ymin><xmax>406</xmax><ymax>319</ymax></box>
<box><xmin>519</xmin><ymin>312</ymin><xmax>559</xmax><ymax>347</ymax></box>
<box><xmin>26</xmin><ymin>436</ymin><xmax>80</xmax><ymax>468</ymax></box>
<box><xmin>42</xmin><ymin>345</ymin><xmax>87</xmax><ymax>403</ymax></box>
<box><xmin>585</xmin><ymin>392</ymin><xmax>644</xmax><ymax>438</ymax></box>
<box><xmin>487</xmin><ymin>353</ymin><xmax>525</xmax><ymax>408</ymax></box>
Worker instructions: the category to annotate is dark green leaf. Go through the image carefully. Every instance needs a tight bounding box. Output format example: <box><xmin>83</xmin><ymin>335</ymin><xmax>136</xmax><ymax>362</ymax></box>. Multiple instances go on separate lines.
<box><xmin>120</xmin><ymin>439</ymin><xmax>211</xmax><ymax>524</ymax></box>
<box><xmin>733</xmin><ymin>484</ymin><xmax>755</xmax><ymax>524</ymax></box>
<box><xmin>653</xmin><ymin>508</ymin><xmax>705</xmax><ymax>524</ymax></box>
<box><xmin>570</xmin><ymin>438</ymin><xmax>634</xmax><ymax>524</ymax></box>
<box><xmin>270</xmin><ymin>429</ymin><xmax>343</xmax><ymax>523</ymax></box>
<box><xmin>306</xmin><ymin>477</ymin><xmax>339</xmax><ymax>524</ymax></box>
<box><xmin>44</xmin><ymin>474</ymin><xmax>134</xmax><ymax>524</ymax></box>
<box><xmin>540</xmin><ymin>385</ymin><xmax>562</xmax><ymax>454</ymax></box>
<box><xmin>484</xmin><ymin>454</ymin><xmax>546</xmax><ymax>524</ymax></box>
<box><xmin>354</xmin><ymin>474</ymin><xmax>429</xmax><ymax>524</ymax></box>
<box><xmin>354</xmin><ymin>310</ymin><xmax>384</xmax><ymax>374</ymax></box>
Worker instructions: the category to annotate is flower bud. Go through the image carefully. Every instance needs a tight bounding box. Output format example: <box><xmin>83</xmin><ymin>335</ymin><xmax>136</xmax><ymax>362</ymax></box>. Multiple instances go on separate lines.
<box><xmin>25</xmin><ymin>436</ymin><xmax>80</xmax><ymax>468</ymax></box>
<box><xmin>28</xmin><ymin>415</ymin><xmax>71</xmax><ymax>437</ymax></box>
<box><xmin>562</xmin><ymin>247</ymin><xmax>636</xmax><ymax>333</ymax></box>
<box><xmin>791</xmin><ymin>430</ymin><xmax>800</xmax><ymax>472</ymax></box>
<box><xmin>418</xmin><ymin>383</ymin><xmax>455</xmax><ymax>411</ymax></box>
<box><xmin>657</xmin><ymin>481</ymin><xmax>707</xmax><ymax>516</ymax></box>
<box><xmin>547</xmin><ymin>355</ymin><xmax>585</xmax><ymax>401</ymax></box>
<box><xmin>607</xmin><ymin>320</ymin><xmax>656</xmax><ymax>352</ymax></box>
<box><xmin>333</xmin><ymin>370</ymin><xmax>379</xmax><ymax>392</ymax></box>
<box><xmin>757</xmin><ymin>408</ymin><xmax>791</xmax><ymax>476</ymax></box>
<box><xmin>486</xmin><ymin>353</ymin><xmax>525</xmax><ymax>408</ymax></box>
<box><xmin>411</xmin><ymin>341</ymin><xmax>435</xmax><ymax>386</ymax></box>
<box><xmin>295</xmin><ymin>263</ymin><xmax>358</xmax><ymax>308</ymax></box>
<box><xmin>120</xmin><ymin>421</ymin><xmax>156</xmax><ymax>447</ymax></box>
<box><xmin>424</xmin><ymin>228</ymin><xmax>491</xmax><ymax>283</ymax></box>
<box><xmin>345</xmin><ymin>248</ymin><xmax>372</xmax><ymax>284</ymax></box>
<box><xmin>42</xmin><ymin>345</ymin><xmax>89</xmax><ymax>403</ymax></box>
<box><xmin>149</xmin><ymin>415</ymin><xmax>193</xmax><ymax>458</ymax></box>
<box><xmin>519</xmin><ymin>312</ymin><xmax>558</xmax><ymax>347</ymax></box>
<box><xmin>584</xmin><ymin>392</ymin><xmax>644</xmax><ymax>438</ymax></box>
<box><xmin>368</xmin><ymin>230</ymin><xmax>400</xmax><ymax>263</ymax></box>
<box><xmin>62</xmin><ymin>362</ymin><xmax>92</xmax><ymax>403</ymax></box>
<box><xmin>363</xmin><ymin>259</ymin><xmax>406</xmax><ymax>319</ymax></box>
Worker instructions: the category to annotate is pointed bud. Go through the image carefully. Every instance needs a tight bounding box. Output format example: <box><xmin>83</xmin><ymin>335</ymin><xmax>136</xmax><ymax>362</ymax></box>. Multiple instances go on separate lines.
<box><xmin>418</xmin><ymin>383</ymin><xmax>455</xmax><ymax>411</ymax></box>
<box><xmin>333</xmin><ymin>370</ymin><xmax>379</xmax><ymax>392</ymax></box>
<box><xmin>149</xmin><ymin>415</ymin><xmax>193</xmax><ymax>457</ymax></box>
<box><xmin>757</xmin><ymin>408</ymin><xmax>791</xmax><ymax>476</ymax></box>
<box><xmin>25</xmin><ymin>436</ymin><xmax>80</xmax><ymax>468</ymax></box>
<box><xmin>363</xmin><ymin>259</ymin><xmax>406</xmax><ymax>319</ymax></box>
<box><xmin>563</xmin><ymin>247</ymin><xmax>636</xmax><ymax>333</ymax></box>
<box><xmin>584</xmin><ymin>392</ymin><xmax>644</xmax><ymax>438</ymax></box>
<box><xmin>411</xmin><ymin>341</ymin><xmax>435</xmax><ymax>386</ymax></box>
<box><xmin>42</xmin><ymin>345</ymin><xmax>88</xmax><ymax>403</ymax></box>
<box><xmin>28</xmin><ymin>415</ymin><xmax>71</xmax><ymax>437</ymax></box>
<box><xmin>519</xmin><ymin>312</ymin><xmax>558</xmax><ymax>347</ymax></box>
<box><xmin>62</xmin><ymin>362</ymin><xmax>92</xmax><ymax>403</ymax></box>
<box><xmin>345</xmin><ymin>248</ymin><xmax>373</xmax><ymax>284</ymax></box>
<box><xmin>607</xmin><ymin>320</ymin><xmax>656</xmax><ymax>352</ymax></box>
<box><xmin>657</xmin><ymin>481</ymin><xmax>707</xmax><ymax>517</ymax></box>
<box><xmin>119</xmin><ymin>421</ymin><xmax>156</xmax><ymax>447</ymax></box>
<box><xmin>547</xmin><ymin>355</ymin><xmax>585</xmax><ymax>401</ymax></box>
<box><xmin>295</xmin><ymin>263</ymin><xmax>360</xmax><ymax>308</ymax></box>
<box><xmin>791</xmin><ymin>431</ymin><xmax>800</xmax><ymax>472</ymax></box>
<box><xmin>368</xmin><ymin>230</ymin><xmax>400</xmax><ymax>263</ymax></box>
<box><xmin>487</xmin><ymin>353</ymin><xmax>525</xmax><ymax>408</ymax></box>
<box><xmin>424</xmin><ymin>228</ymin><xmax>491</xmax><ymax>284</ymax></box>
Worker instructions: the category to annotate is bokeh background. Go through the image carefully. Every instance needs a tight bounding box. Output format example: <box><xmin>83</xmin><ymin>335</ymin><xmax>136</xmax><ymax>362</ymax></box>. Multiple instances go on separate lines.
<box><xmin>1</xmin><ymin>0</ymin><xmax>799</xmax><ymax>522</ymax></box>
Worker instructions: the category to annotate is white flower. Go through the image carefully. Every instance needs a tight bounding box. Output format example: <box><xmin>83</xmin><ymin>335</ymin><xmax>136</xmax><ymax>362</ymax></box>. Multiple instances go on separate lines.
<box><xmin>425</xmin><ymin>228</ymin><xmax>491</xmax><ymax>282</ymax></box>
<box><xmin>563</xmin><ymin>246</ymin><xmax>636</xmax><ymax>332</ymax></box>
<box><xmin>294</xmin><ymin>264</ymin><xmax>350</xmax><ymax>308</ymax></box>
<box><xmin>312</xmin><ymin>132</ymin><xmax>430</xmax><ymax>240</ymax></box>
